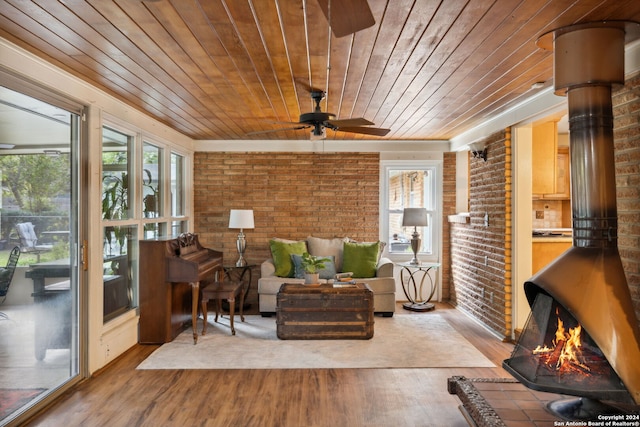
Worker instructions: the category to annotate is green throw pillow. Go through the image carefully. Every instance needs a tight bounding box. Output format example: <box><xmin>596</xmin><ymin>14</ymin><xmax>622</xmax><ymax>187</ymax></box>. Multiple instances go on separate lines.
<box><xmin>342</xmin><ymin>241</ymin><xmax>380</xmax><ymax>278</ymax></box>
<box><xmin>269</xmin><ymin>239</ymin><xmax>307</xmax><ymax>277</ymax></box>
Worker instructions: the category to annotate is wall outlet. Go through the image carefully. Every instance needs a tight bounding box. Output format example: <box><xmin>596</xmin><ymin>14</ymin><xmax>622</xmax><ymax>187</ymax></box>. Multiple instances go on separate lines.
<box><xmin>536</xmin><ymin>210</ymin><xmax>544</xmax><ymax>219</ymax></box>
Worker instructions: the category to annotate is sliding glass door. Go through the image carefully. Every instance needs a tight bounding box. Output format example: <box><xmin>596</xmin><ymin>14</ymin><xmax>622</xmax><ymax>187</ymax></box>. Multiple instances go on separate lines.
<box><xmin>0</xmin><ymin>84</ymin><xmax>81</xmax><ymax>425</ymax></box>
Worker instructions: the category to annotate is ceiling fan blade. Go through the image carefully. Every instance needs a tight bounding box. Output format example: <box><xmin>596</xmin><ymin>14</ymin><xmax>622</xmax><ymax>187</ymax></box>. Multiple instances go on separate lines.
<box><xmin>335</xmin><ymin>126</ymin><xmax>390</xmax><ymax>136</ymax></box>
<box><xmin>327</xmin><ymin>117</ymin><xmax>374</xmax><ymax>127</ymax></box>
<box><xmin>272</xmin><ymin>120</ymin><xmax>306</xmax><ymax>126</ymax></box>
<box><xmin>317</xmin><ymin>0</ymin><xmax>375</xmax><ymax>38</ymax></box>
<box><xmin>294</xmin><ymin>78</ymin><xmax>324</xmax><ymax>95</ymax></box>
<box><xmin>245</xmin><ymin>125</ymin><xmax>310</xmax><ymax>136</ymax></box>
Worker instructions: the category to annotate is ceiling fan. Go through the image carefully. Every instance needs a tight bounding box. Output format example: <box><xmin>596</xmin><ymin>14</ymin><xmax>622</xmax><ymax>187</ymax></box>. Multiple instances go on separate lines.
<box><xmin>248</xmin><ymin>90</ymin><xmax>390</xmax><ymax>138</ymax></box>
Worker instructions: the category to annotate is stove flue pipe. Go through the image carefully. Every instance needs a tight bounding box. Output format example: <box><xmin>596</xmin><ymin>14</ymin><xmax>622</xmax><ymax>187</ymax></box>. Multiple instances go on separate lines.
<box><xmin>553</xmin><ymin>24</ymin><xmax>624</xmax><ymax>249</ymax></box>
<box><xmin>532</xmin><ymin>21</ymin><xmax>640</xmax><ymax>405</ymax></box>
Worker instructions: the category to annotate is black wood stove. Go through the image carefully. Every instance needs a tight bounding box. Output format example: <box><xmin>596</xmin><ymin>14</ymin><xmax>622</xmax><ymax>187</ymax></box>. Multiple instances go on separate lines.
<box><xmin>503</xmin><ymin>21</ymin><xmax>640</xmax><ymax>420</ymax></box>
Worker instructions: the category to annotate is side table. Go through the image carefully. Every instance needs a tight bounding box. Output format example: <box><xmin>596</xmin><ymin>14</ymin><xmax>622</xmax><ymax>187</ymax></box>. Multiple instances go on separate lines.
<box><xmin>223</xmin><ymin>264</ymin><xmax>255</xmax><ymax>310</ymax></box>
<box><xmin>396</xmin><ymin>261</ymin><xmax>440</xmax><ymax>312</ymax></box>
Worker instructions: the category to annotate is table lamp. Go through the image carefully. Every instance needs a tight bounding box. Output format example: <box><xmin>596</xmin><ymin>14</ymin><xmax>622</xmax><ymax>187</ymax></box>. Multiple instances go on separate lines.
<box><xmin>402</xmin><ymin>208</ymin><xmax>428</xmax><ymax>265</ymax></box>
<box><xmin>229</xmin><ymin>209</ymin><xmax>254</xmax><ymax>267</ymax></box>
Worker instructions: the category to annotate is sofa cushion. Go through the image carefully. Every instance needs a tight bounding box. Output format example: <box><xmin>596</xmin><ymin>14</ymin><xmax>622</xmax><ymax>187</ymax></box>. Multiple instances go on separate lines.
<box><xmin>269</xmin><ymin>239</ymin><xmax>307</xmax><ymax>277</ymax></box>
<box><xmin>306</xmin><ymin>236</ymin><xmax>349</xmax><ymax>272</ymax></box>
<box><xmin>291</xmin><ymin>254</ymin><xmax>337</xmax><ymax>280</ymax></box>
<box><xmin>342</xmin><ymin>241</ymin><xmax>380</xmax><ymax>278</ymax></box>
<box><xmin>348</xmin><ymin>239</ymin><xmax>386</xmax><ymax>261</ymax></box>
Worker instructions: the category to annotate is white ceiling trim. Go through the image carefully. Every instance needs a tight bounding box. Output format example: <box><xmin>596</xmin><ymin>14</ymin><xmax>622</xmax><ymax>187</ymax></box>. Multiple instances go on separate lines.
<box><xmin>193</xmin><ymin>139</ymin><xmax>450</xmax><ymax>153</ymax></box>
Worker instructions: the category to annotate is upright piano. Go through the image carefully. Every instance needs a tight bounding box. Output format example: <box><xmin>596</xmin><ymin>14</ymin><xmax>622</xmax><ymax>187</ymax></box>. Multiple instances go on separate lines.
<box><xmin>139</xmin><ymin>233</ymin><xmax>223</xmax><ymax>344</ymax></box>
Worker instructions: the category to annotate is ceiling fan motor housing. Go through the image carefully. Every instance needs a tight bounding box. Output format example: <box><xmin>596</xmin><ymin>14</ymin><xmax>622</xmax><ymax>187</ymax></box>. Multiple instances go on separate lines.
<box><xmin>299</xmin><ymin>111</ymin><xmax>336</xmax><ymax>125</ymax></box>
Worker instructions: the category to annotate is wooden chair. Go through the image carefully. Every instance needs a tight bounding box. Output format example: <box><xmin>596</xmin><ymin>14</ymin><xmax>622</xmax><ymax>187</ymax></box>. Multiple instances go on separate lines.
<box><xmin>14</xmin><ymin>222</ymin><xmax>53</xmax><ymax>262</ymax></box>
<box><xmin>0</xmin><ymin>247</ymin><xmax>21</xmax><ymax>319</ymax></box>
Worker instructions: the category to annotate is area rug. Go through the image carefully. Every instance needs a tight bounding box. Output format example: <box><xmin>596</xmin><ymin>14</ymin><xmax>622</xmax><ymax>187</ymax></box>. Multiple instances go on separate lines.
<box><xmin>137</xmin><ymin>314</ymin><xmax>495</xmax><ymax>370</ymax></box>
<box><xmin>0</xmin><ymin>388</ymin><xmax>46</xmax><ymax>418</ymax></box>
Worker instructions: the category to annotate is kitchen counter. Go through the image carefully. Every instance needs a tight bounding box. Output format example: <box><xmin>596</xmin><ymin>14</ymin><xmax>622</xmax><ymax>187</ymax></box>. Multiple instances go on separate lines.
<box><xmin>532</xmin><ymin>236</ymin><xmax>572</xmax><ymax>243</ymax></box>
<box><xmin>532</xmin><ymin>228</ymin><xmax>572</xmax><ymax>243</ymax></box>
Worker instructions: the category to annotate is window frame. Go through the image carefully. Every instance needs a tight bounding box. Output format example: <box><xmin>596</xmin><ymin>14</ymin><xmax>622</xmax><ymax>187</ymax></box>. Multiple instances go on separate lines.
<box><xmin>380</xmin><ymin>160</ymin><xmax>442</xmax><ymax>264</ymax></box>
<box><xmin>100</xmin><ymin>121</ymin><xmax>191</xmax><ymax>323</ymax></box>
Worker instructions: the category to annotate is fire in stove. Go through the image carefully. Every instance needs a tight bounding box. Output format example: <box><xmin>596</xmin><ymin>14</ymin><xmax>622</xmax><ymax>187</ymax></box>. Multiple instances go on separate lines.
<box><xmin>504</xmin><ymin>292</ymin><xmax>631</xmax><ymax>404</ymax></box>
<box><xmin>532</xmin><ymin>308</ymin><xmax>609</xmax><ymax>380</ymax></box>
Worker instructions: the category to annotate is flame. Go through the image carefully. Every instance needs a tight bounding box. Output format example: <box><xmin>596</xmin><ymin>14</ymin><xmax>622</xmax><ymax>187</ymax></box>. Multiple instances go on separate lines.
<box><xmin>532</xmin><ymin>309</ymin><xmax>591</xmax><ymax>375</ymax></box>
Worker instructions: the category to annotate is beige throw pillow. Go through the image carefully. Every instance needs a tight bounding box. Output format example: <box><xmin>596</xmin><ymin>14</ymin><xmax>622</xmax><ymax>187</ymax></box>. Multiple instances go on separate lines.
<box><xmin>306</xmin><ymin>236</ymin><xmax>349</xmax><ymax>272</ymax></box>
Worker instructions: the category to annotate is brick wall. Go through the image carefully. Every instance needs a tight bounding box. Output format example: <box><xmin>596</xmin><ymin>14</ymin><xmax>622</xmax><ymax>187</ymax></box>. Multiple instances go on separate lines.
<box><xmin>193</xmin><ymin>152</ymin><xmax>381</xmax><ymax>306</ymax></box>
<box><xmin>613</xmin><ymin>72</ymin><xmax>640</xmax><ymax>323</ymax></box>
<box><xmin>441</xmin><ymin>152</ymin><xmax>457</xmax><ymax>301</ymax></box>
<box><xmin>450</xmin><ymin>130</ymin><xmax>511</xmax><ymax>339</ymax></box>
<box><xmin>450</xmin><ymin>73</ymin><xmax>640</xmax><ymax>337</ymax></box>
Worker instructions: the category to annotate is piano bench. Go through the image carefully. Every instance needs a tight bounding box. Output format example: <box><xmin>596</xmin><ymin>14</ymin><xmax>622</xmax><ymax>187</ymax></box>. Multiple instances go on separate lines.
<box><xmin>201</xmin><ymin>281</ymin><xmax>245</xmax><ymax>336</ymax></box>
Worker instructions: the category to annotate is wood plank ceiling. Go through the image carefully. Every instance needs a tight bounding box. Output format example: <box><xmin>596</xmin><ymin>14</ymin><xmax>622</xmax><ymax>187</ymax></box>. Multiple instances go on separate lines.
<box><xmin>1</xmin><ymin>0</ymin><xmax>640</xmax><ymax>142</ymax></box>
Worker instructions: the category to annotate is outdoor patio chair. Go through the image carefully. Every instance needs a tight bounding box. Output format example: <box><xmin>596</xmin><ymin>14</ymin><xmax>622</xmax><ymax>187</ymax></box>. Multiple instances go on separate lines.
<box><xmin>0</xmin><ymin>247</ymin><xmax>21</xmax><ymax>320</ymax></box>
<box><xmin>14</xmin><ymin>222</ymin><xmax>53</xmax><ymax>262</ymax></box>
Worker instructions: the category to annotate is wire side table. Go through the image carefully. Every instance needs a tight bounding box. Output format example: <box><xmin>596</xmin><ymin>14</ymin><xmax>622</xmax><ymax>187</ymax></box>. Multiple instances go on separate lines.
<box><xmin>397</xmin><ymin>262</ymin><xmax>440</xmax><ymax>312</ymax></box>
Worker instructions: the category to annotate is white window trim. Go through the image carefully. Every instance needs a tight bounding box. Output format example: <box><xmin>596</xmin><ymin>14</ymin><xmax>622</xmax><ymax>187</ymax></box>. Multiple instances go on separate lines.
<box><xmin>380</xmin><ymin>160</ymin><xmax>443</xmax><ymax>264</ymax></box>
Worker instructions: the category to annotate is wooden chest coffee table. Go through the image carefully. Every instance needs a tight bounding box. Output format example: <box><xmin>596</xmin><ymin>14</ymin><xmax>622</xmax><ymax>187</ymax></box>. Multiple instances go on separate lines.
<box><xmin>276</xmin><ymin>283</ymin><xmax>374</xmax><ymax>340</ymax></box>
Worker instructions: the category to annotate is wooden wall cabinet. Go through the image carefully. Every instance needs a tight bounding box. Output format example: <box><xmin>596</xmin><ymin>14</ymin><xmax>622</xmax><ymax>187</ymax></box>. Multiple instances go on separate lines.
<box><xmin>532</xmin><ymin>121</ymin><xmax>558</xmax><ymax>195</ymax></box>
<box><xmin>532</xmin><ymin>240</ymin><xmax>572</xmax><ymax>274</ymax></box>
<box><xmin>532</xmin><ymin>122</ymin><xmax>571</xmax><ymax>200</ymax></box>
<box><xmin>543</xmin><ymin>147</ymin><xmax>570</xmax><ymax>200</ymax></box>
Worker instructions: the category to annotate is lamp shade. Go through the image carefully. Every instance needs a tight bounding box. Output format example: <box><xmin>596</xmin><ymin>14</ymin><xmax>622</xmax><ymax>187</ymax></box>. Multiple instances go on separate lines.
<box><xmin>402</xmin><ymin>208</ymin><xmax>428</xmax><ymax>227</ymax></box>
<box><xmin>229</xmin><ymin>209</ymin><xmax>254</xmax><ymax>229</ymax></box>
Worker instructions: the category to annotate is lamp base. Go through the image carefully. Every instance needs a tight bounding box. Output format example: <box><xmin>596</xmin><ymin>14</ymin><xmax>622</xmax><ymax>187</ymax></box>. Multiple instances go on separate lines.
<box><xmin>410</xmin><ymin>232</ymin><xmax>421</xmax><ymax>265</ymax></box>
<box><xmin>236</xmin><ymin>231</ymin><xmax>247</xmax><ymax>268</ymax></box>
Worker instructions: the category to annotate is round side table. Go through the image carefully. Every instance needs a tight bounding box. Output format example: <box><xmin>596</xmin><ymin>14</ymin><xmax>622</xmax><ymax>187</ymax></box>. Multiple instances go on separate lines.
<box><xmin>397</xmin><ymin>262</ymin><xmax>440</xmax><ymax>312</ymax></box>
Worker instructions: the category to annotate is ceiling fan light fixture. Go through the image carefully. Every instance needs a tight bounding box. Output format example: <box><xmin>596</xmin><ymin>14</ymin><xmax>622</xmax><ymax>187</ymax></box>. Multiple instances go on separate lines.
<box><xmin>310</xmin><ymin>128</ymin><xmax>326</xmax><ymax>140</ymax></box>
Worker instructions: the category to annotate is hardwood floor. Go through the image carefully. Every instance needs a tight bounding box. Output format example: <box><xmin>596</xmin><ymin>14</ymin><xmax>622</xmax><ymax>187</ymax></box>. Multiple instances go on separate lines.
<box><xmin>23</xmin><ymin>303</ymin><xmax>515</xmax><ymax>427</ymax></box>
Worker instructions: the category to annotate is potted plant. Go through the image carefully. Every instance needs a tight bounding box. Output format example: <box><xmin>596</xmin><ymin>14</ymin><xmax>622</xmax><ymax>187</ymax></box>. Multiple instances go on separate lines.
<box><xmin>142</xmin><ymin>168</ymin><xmax>159</xmax><ymax>218</ymax></box>
<box><xmin>300</xmin><ymin>252</ymin><xmax>330</xmax><ymax>285</ymax></box>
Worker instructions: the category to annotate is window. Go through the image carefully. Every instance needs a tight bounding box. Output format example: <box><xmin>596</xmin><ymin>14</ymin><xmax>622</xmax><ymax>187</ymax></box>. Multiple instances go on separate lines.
<box><xmin>142</xmin><ymin>142</ymin><xmax>162</xmax><ymax>239</ymax></box>
<box><xmin>102</xmin><ymin>126</ymin><xmax>137</xmax><ymax>322</ymax></box>
<box><xmin>101</xmin><ymin>125</ymin><xmax>191</xmax><ymax>322</ymax></box>
<box><xmin>142</xmin><ymin>142</ymin><xmax>161</xmax><ymax>219</ymax></box>
<box><xmin>382</xmin><ymin>161</ymin><xmax>440</xmax><ymax>261</ymax></box>
<box><xmin>102</xmin><ymin>126</ymin><xmax>133</xmax><ymax>220</ymax></box>
<box><xmin>171</xmin><ymin>152</ymin><xmax>185</xmax><ymax>217</ymax></box>
<box><xmin>170</xmin><ymin>153</ymin><xmax>187</xmax><ymax>236</ymax></box>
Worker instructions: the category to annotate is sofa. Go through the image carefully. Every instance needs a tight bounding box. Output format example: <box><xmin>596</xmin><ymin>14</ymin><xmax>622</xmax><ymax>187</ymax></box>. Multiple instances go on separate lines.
<box><xmin>258</xmin><ymin>236</ymin><xmax>396</xmax><ymax>317</ymax></box>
